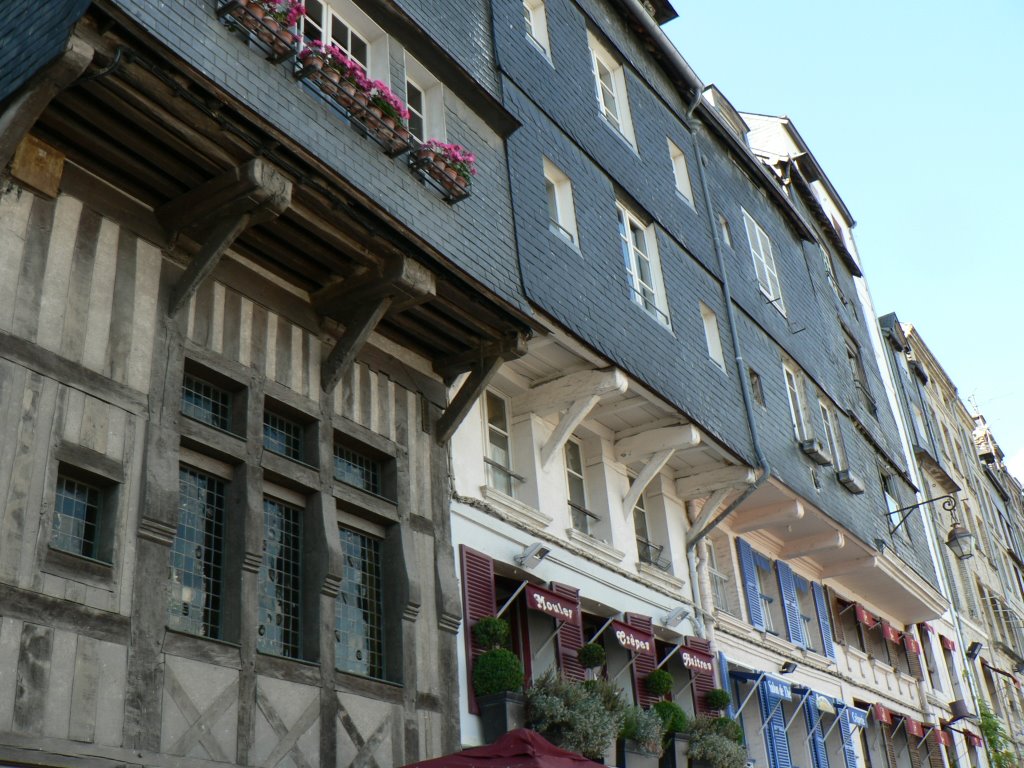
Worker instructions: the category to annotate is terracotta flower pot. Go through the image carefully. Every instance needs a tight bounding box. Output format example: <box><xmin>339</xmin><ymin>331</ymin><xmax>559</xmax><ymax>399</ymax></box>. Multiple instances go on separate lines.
<box><xmin>321</xmin><ymin>68</ymin><xmax>340</xmax><ymax>95</ymax></box>
<box><xmin>302</xmin><ymin>54</ymin><xmax>324</xmax><ymax>73</ymax></box>
<box><xmin>444</xmin><ymin>165</ymin><xmax>459</xmax><ymax>182</ymax></box>
<box><xmin>258</xmin><ymin>16</ymin><xmax>279</xmax><ymax>46</ymax></box>
<box><xmin>272</xmin><ymin>28</ymin><xmax>294</xmax><ymax>57</ymax></box>
<box><xmin>415</xmin><ymin>148</ymin><xmax>435</xmax><ymax>163</ymax></box>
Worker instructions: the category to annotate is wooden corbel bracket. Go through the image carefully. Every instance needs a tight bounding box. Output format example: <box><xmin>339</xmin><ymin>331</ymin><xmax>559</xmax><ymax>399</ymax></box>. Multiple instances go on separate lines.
<box><xmin>159</xmin><ymin>157</ymin><xmax>292</xmax><ymax>316</ymax></box>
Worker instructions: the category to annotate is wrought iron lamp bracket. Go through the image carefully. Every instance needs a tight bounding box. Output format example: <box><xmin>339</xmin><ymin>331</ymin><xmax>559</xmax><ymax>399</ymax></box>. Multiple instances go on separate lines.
<box><xmin>885</xmin><ymin>495</ymin><xmax>957</xmax><ymax>535</ymax></box>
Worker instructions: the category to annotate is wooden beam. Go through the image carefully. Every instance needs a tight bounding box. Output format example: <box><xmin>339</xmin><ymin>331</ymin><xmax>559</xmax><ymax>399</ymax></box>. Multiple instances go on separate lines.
<box><xmin>320</xmin><ymin>297</ymin><xmax>393</xmax><ymax>394</ymax></box>
<box><xmin>539</xmin><ymin>394</ymin><xmax>602</xmax><ymax>469</ymax></box>
<box><xmin>685</xmin><ymin>487</ymin><xmax>733</xmax><ymax>544</ymax></box>
<box><xmin>434</xmin><ymin>354</ymin><xmax>505</xmax><ymax>444</ymax></box>
<box><xmin>155</xmin><ymin>157</ymin><xmax>291</xmax><ymax>236</ymax></box>
<box><xmin>779</xmin><ymin>531</ymin><xmax>846</xmax><ymax>559</ymax></box>
<box><xmin>0</xmin><ymin>37</ymin><xmax>94</xmax><ymax>169</ymax></box>
<box><xmin>675</xmin><ymin>465</ymin><xmax>757</xmax><ymax>501</ymax></box>
<box><xmin>590</xmin><ymin>396</ymin><xmax>648</xmax><ymax>422</ymax></box>
<box><xmin>821</xmin><ymin>556</ymin><xmax>876</xmax><ymax>579</ymax></box>
<box><xmin>313</xmin><ymin>255</ymin><xmax>435</xmax><ymax>320</ymax></box>
<box><xmin>168</xmin><ymin>213</ymin><xmax>250</xmax><ymax>315</ymax></box>
<box><xmin>435</xmin><ymin>334</ymin><xmax>528</xmax><ymax>381</ymax></box>
<box><xmin>622</xmin><ymin>448</ymin><xmax>675</xmax><ymax>521</ymax></box>
<box><xmin>512</xmin><ymin>368</ymin><xmax>627</xmax><ymax>417</ymax></box>
<box><xmin>729</xmin><ymin>500</ymin><xmax>805</xmax><ymax>534</ymax></box>
<box><xmin>615</xmin><ymin>424</ymin><xmax>700</xmax><ymax>462</ymax></box>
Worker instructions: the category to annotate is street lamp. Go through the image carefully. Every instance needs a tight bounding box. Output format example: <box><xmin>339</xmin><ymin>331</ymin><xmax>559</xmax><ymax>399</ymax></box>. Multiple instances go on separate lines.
<box><xmin>946</xmin><ymin>521</ymin><xmax>976</xmax><ymax>561</ymax></box>
<box><xmin>883</xmin><ymin>494</ymin><xmax>975</xmax><ymax>561</ymax></box>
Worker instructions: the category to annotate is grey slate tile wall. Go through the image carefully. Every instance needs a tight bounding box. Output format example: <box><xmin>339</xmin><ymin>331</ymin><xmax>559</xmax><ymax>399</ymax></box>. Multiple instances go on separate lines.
<box><xmin>0</xmin><ymin>0</ymin><xmax>91</xmax><ymax>103</ymax></box>
<box><xmin>108</xmin><ymin>0</ymin><xmax>528</xmax><ymax>312</ymax></box>
<box><xmin>495</xmin><ymin>0</ymin><xmax>936</xmax><ymax>583</ymax></box>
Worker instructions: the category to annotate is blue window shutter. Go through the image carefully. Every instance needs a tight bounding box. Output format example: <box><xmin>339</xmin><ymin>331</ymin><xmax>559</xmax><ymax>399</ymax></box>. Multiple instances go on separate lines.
<box><xmin>776</xmin><ymin>561</ymin><xmax>805</xmax><ymax>647</ymax></box>
<box><xmin>813</xmin><ymin>582</ymin><xmax>836</xmax><ymax>659</ymax></box>
<box><xmin>805</xmin><ymin>697</ymin><xmax>830</xmax><ymax>768</ymax></box>
<box><xmin>737</xmin><ymin>539</ymin><xmax>766</xmax><ymax>630</ymax></box>
<box><xmin>717</xmin><ymin>651</ymin><xmax>735</xmax><ymax>718</ymax></box>
<box><xmin>758</xmin><ymin>683</ymin><xmax>780</xmax><ymax>768</ymax></box>
<box><xmin>838</xmin><ymin>709</ymin><xmax>858</xmax><ymax>768</ymax></box>
<box><xmin>758</xmin><ymin>684</ymin><xmax>793</xmax><ymax>768</ymax></box>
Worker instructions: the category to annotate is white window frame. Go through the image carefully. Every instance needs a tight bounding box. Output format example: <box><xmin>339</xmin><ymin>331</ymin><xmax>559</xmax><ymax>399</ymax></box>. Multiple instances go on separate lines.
<box><xmin>483</xmin><ymin>390</ymin><xmax>517</xmax><ymax>497</ymax></box>
<box><xmin>819</xmin><ymin>399</ymin><xmax>846</xmax><ymax>470</ymax></box>
<box><xmin>587</xmin><ymin>32</ymin><xmax>635</xmax><ymax>148</ymax></box>
<box><xmin>742</xmin><ymin>209</ymin><xmax>785</xmax><ymax>314</ymax></box>
<box><xmin>617</xmin><ymin>203</ymin><xmax>670</xmax><ymax>327</ymax></box>
<box><xmin>699</xmin><ymin>302</ymin><xmax>725</xmax><ymax>371</ymax></box>
<box><xmin>820</xmin><ymin>244</ymin><xmax>841</xmax><ymax>299</ymax></box>
<box><xmin>543</xmin><ymin>158</ymin><xmax>578</xmax><ymax>247</ymax></box>
<box><xmin>403</xmin><ymin>53</ymin><xmax>445</xmax><ymax>143</ymax></box>
<box><xmin>522</xmin><ymin>0</ymin><xmax>551</xmax><ymax>58</ymax></box>
<box><xmin>564</xmin><ymin>439</ymin><xmax>593</xmax><ymax>535</ymax></box>
<box><xmin>783</xmin><ymin>361</ymin><xmax>809</xmax><ymax>441</ymax></box>
<box><xmin>668</xmin><ymin>140</ymin><xmax>694</xmax><ymax>206</ymax></box>
<box><xmin>718</xmin><ymin>214</ymin><xmax>732</xmax><ymax>248</ymax></box>
<box><xmin>300</xmin><ymin>0</ymin><xmax>389</xmax><ymax>84</ymax></box>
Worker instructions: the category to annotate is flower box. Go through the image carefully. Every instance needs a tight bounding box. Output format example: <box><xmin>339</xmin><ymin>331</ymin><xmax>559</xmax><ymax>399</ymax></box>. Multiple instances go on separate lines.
<box><xmin>217</xmin><ymin>0</ymin><xmax>301</xmax><ymax>63</ymax></box>
<box><xmin>408</xmin><ymin>143</ymin><xmax>474</xmax><ymax>204</ymax></box>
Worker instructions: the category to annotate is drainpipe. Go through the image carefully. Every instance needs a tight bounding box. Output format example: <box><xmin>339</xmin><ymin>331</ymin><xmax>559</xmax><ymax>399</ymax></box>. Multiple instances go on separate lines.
<box><xmin>684</xmin><ymin>124</ymin><xmax>772</xmax><ymax>645</ymax></box>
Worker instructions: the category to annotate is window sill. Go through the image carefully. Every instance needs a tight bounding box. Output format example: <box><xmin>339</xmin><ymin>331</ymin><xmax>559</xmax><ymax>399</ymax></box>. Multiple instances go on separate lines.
<box><xmin>636</xmin><ymin>561</ymin><xmax>684</xmax><ymax>592</ymax></box>
<box><xmin>42</xmin><ymin>545</ymin><xmax>115</xmax><ymax>590</ymax></box>
<box><xmin>526</xmin><ymin>35</ymin><xmax>553</xmax><ymax>65</ymax></box>
<box><xmin>758</xmin><ymin>286</ymin><xmax>787</xmax><ymax>317</ymax></box>
<box><xmin>845</xmin><ymin>645</ymin><xmax>870</xmax><ymax>662</ymax></box>
<box><xmin>163</xmin><ymin>628</ymin><xmax>242</xmax><ymax>669</ymax></box>
<box><xmin>599</xmin><ymin>114</ymin><xmax>639</xmax><ymax>157</ymax></box>
<box><xmin>255</xmin><ymin>650</ymin><xmax>321</xmax><ymax>686</ymax></box>
<box><xmin>675</xmin><ymin>191</ymin><xmax>697</xmax><ymax>211</ymax></box>
<box><xmin>565</xmin><ymin>528</ymin><xmax>624</xmax><ymax>565</ymax></box>
<box><xmin>481</xmin><ymin>486</ymin><xmax>552</xmax><ymax>530</ymax></box>
<box><xmin>335</xmin><ymin>669</ymin><xmax>404</xmax><ymax>704</ymax></box>
<box><xmin>548</xmin><ymin>225</ymin><xmax>581</xmax><ymax>253</ymax></box>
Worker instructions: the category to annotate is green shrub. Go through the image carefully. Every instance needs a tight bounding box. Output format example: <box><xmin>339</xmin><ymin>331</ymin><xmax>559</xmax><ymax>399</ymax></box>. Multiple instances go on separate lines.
<box><xmin>686</xmin><ymin>731</ymin><xmax>748</xmax><ymax>768</ymax></box>
<box><xmin>621</xmin><ymin>706</ymin><xmax>668</xmax><ymax>756</ymax></box>
<box><xmin>685</xmin><ymin>715</ymin><xmax>744</xmax><ymax>746</ymax></box>
<box><xmin>644</xmin><ymin>669</ymin><xmax>674</xmax><ymax>698</ymax></box>
<box><xmin>577</xmin><ymin>642</ymin><xmax>607</xmax><ymax>669</ymax></box>
<box><xmin>704</xmin><ymin>687</ymin><xmax>732</xmax><ymax>711</ymax></box>
<box><xmin>526</xmin><ymin>669</ymin><xmax>626</xmax><ymax>759</ymax></box>
<box><xmin>473</xmin><ymin>648</ymin><xmax>523</xmax><ymax>695</ymax></box>
<box><xmin>979</xmin><ymin>702</ymin><xmax>1016</xmax><ymax>768</ymax></box>
<box><xmin>472</xmin><ymin>616</ymin><xmax>511</xmax><ymax>650</ymax></box>
<box><xmin>653</xmin><ymin>700</ymin><xmax>690</xmax><ymax>736</ymax></box>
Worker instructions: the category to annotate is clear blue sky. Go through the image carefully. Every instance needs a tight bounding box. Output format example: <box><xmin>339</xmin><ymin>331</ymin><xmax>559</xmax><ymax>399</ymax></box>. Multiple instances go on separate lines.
<box><xmin>663</xmin><ymin>1</ymin><xmax>1024</xmax><ymax>481</ymax></box>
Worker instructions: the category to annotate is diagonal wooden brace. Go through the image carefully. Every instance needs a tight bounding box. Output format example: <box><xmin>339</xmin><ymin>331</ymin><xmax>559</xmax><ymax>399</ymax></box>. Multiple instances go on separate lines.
<box><xmin>320</xmin><ymin>296</ymin><xmax>393</xmax><ymax>394</ymax></box>
<box><xmin>0</xmin><ymin>37</ymin><xmax>94</xmax><ymax>170</ymax></box>
<box><xmin>160</xmin><ymin>158</ymin><xmax>291</xmax><ymax>316</ymax></box>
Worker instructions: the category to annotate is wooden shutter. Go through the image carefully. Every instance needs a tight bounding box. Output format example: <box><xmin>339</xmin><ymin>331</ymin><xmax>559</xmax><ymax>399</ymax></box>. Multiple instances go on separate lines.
<box><xmin>460</xmin><ymin>545</ymin><xmax>496</xmax><ymax>714</ymax></box>
<box><xmin>804</xmin><ymin>697</ymin><xmax>829</xmax><ymax>768</ymax></box>
<box><xmin>838</xmin><ymin>709</ymin><xmax>859</xmax><ymax>768</ymax></box>
<box><xmin>813</xmin><ymin>583</ymin><xmax>836</xmax><ymax>659</ymax></box>
<box><xmin>737</xmin><ymin>538</ymin><xmax>766</xmax><ymax>630</ymax></box>
<box><xmin>688</xmin><ymin>636</ymin><xmax>716</xmax><ymax>716</ymax></box>
<box><xmin>925</xmin><ymin>731</ymin><xmax>946</xmax><ymax>768</ymax></box>
<box><xmin>759</xmin><ymin>682</ymin><xmax>793</xmax><ymax>768</ymax></box>
<box><xmin>827</xmin><ymin>588</ymin><xmax>847</xmax><ymax>646</ymax></box>
<box><xmin>625</xmin><ymin>612</ymin><xmax>658</xmax><ymax>707</ymax></box>
<box><xmin>907</xmin><ymin>730</ymin><xmax>923</xmax><ymax>768</ymax></box>
<box><xmin>551</xmin><ymin>582</ymin><xmax>585</xmax><ymax>681</ymax></box>
<box><xmin>776</xmin><ymin>561</ymin><xmax>805</xmax><ymax>647</ymax></box>
<box><xmin>718</xmin><ymin>651</ymin><xmax>735</xmax><ymax>718</ymax></box>
<box><xmin>881</xmin><ymin>723</ymin><xmax>899</xmax><ymax>768</ymax></box>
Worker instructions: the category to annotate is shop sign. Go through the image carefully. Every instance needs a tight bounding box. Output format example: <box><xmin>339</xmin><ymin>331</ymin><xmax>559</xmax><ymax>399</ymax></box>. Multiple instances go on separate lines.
<box><xmin>525</xmin><ymin>584</ymin><xmax>580</xmax><ymax>625</ymax></box>
<box><xmin>762</xmin><ymin>675</ymin><xmax>792</xmax><ymax>701</ymax></box>
<box><xmin>680</xmin><ymin>648</ymin><xmax>714</xmax><ymax>672</ymax></box>
<box><xmin>611</xmin><ymin>620</ymin><xmax>654</xmax><ymax>656</ymax></box>
<box><xmin>846</xmin><ymin>707</ymin><xmax>869</xmax><ymax>728</ymax></box>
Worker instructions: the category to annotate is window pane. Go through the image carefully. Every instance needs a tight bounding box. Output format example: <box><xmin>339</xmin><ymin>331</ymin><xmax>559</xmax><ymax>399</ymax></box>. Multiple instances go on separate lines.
<box><xmin>485</xmin><ymin>392</ymin><xmax>507</xmax><ymax>431</ymax></box>
<box><xmin>334</xmin><ymin>444</ymin><xmax>382</xmax><ymax>495</ymax></box>
<box><xmin>169</xmin><ymin>467</ymin><xmax>226</xmax><ymax>639</ymax></box>
<box><xmin>52</xmin><ymin>475</ymin><xmax>101</xmax><ymax>559</ymax></box>
<box><xmin>546</xmin><ymin>177</ymin><xmax>559</xmax><ymax>224</ymax></box>
<box><xmin>259</xmin><ymin>498</ymin><xmax>303</xmax><ymax>658</ymax></box>
<box><xmin>264</xmin><ymin>411</ymin><xmax>303</xmax><ymax>461</ymax></box>
<box><xmin>349</xmin><ymin>32</ymin><xmax>368</xmax><ymax>68</ymax></box>
<box><xmin>336</xmin><ymin>527</ymin><xmax>384</xmax><ymax>678</ymax></box>
<box><xmin>181</xmin><ymin>374</ymin><xmax>232</xmax><ymax>431</ymax></box>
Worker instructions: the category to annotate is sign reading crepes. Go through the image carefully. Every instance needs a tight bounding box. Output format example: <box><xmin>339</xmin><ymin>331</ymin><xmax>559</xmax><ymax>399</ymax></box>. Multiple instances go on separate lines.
<box><xmin>680</xmin><ymin>648</ymin><xmax>715</xmax><ymax>672</ymax></box>
<box><xmin>612</xmin><ymin>620</ymin><xmax>655</xmax><ymax>656</ymax></box>
<box><xmin>525</xmin><ymin>585</ymin><xmax>581</xmax><ymax>626</ymax></box>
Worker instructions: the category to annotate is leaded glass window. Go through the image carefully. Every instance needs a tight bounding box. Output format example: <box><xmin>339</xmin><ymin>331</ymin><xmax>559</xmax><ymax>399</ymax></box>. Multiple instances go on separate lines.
<box><xmin>51</xmin><ymin>475</ymin><xmax>105</xmax><ymax>561</ymax></box>
<box><xmin>169</xmin><ymin>467</ymin><xmax>225</xmax><ymax>638</ymax></box>
<box><xmin>259</xmin><ymin>498</ymin><xmax>303</xmax><ymax>658</ymax></box>
<box><xmin>181</xmin><ymin>374</ymin><xmax>231</xmax><ymax>431</ymax></box>
<box><xmin>335</xmin><ymin>527</ymin><xmax>384</xmax><ymax>678</ymax></box>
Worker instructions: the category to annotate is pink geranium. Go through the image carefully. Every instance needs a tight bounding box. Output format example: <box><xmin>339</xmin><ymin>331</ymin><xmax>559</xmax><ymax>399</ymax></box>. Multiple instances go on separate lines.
<box><xmin>424</xmin><ymin>140</ymin><xmax>478</xmax><ymax>179</ymax></box>
<box><xmin>369</xmin><ymin>80</ymin><xmax>411</xmax><ymax>124</ymax></box>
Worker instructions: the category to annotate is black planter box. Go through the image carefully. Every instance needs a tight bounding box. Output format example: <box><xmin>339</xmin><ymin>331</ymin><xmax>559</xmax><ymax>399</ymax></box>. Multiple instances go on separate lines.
<box><xmin>477</xmin><ymin>691</ymin><xmax>527</xmax><ymax>744</ymax></box>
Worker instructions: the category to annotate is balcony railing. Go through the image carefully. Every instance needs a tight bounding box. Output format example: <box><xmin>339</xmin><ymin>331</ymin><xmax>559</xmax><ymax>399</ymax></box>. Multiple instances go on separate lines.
<box><xmin>636</xmin><ymin>538</ymin><xmax>672</xmax><ymax>572</ymax></box>
<box><xmin>569</xmin><ymin>502</ymin><xmax>599</xmax><ymax>536</ymax></box>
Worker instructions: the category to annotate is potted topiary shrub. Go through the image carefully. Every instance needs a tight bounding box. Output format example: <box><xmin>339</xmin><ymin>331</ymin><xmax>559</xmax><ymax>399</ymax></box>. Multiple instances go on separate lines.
<box><xmin>653</xmin><ymin>701</ymin><xmax>690</xmax><ymax>768</ymax></box>
<box><xmin>472</xmin><ymin>616</ymin><xmax>526</xmax><ymax>743</ymax></box>
<box><xmin>685</xmin><ymin>715</ymin><xmax>747</xmax><ymax>768</ymax></box>
<box><xmin>617</xmin><ymin>705</ymin><xmax>667</xmax><ymax>768</ymax></box>
<box><xmin>704</xmin><ymin>687</ymin><xmax>732</xmax><ymax>713</ymax></box>
<box><xmin>577</xmin><ymin>642</ymin><xmax>606</xmax><ymax>678</ymax></box>
<box><xmin>644</xmin><ymin>669</ymin><xmax>674</xmax><ymax>699</ymax></box>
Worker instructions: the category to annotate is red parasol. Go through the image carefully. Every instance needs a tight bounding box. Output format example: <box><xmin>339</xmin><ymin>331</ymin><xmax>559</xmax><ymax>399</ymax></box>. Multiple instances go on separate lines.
<box><xmin>400</xmin><ymin>729</ymin><xmax>606</xmax><ymax>768</ymax></box>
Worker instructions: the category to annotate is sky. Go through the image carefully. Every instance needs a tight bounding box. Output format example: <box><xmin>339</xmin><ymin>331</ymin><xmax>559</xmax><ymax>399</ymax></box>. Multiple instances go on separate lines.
<box><xmin>663</xmin><ymin>1</ymin><xmax>1024</xmax><ymax>483</ymax></box>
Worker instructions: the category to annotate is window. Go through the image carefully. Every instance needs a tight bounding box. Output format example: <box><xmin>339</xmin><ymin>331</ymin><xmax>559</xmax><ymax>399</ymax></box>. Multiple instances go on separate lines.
<box><xmin>259</xmin><ymin>497</ymin><xmax>304</xmax><ymax>658</ymax></box>
<box><xmin>748</xmin><ymin>368</ymin><xmax>765</xmax><ymax>407</ymax></box>
<box><xmin>169</xmin><ymin>466</ymin><xmax>226</xmax><ymax>639</ymax></box>
<box><xmin>844</xmin><ymin>332</ymin><xmax>875</xmax><ymax>414</ymax></box>
<box><xmin>632</xmin><ymin>481</ymin><xmax>669</xmax><ymax>571</ymax></box>
<box><xmin>264</xmin><ymin>408</ymin><xmax>304</xmax><ymax>462</ymax></box>
<box><xmin>334</xmin><ymin>442</ymin><xmax>382</xmax><ymax>495</ymax></box>
<box><xmin>668</xmin><ymin>141</ymin><xmax>694</xmax><ymax>206</ymax></box>
<box><xmin>588</xmin><ymin>32</ymin><xmax>635</xmax><ymax>146</ymax></box>
<box><xmin>618</xmin><ymin>203</ymin><xmax>669</xmax><ymax>326</ymax></box>
<box><xmin>544</xmin><ymin>158</ymin><xmax>578</xmax><ymax>246</ymax></box>
<box><xmin>181</xmin><ymin>374</ymin><xmax>232</xmax><ymax>431</ymax></box>
<box><xmin>707</xmin><ymin>540</ymin><xmax>733</xmax><ymax>615</ymax></box>
<box><xmin>484</xmin><ymin>391</ymin><xmax>516</xmax><ymax>496</ymax></box>
<box><xmin>820</xmin><ymin>244</ymin><xmax>841</xmax><ymax>299</ymax></box>
<box><xmin>565</xmin><ymin>440</ymin><xmax>594</xmax><ymax>534</ymax></box>
<box><xmin>700</xmin><ymin>302</ymin><xmax>725</xmax><ymax>371</ymax></box>
<box><xmin>754</xmin><ymin>554</ymin><xmax>784</xmax><ymax>634</ymax></box>
<box><xmin>783</xmin><ymin>362</ymin><xmax>808</xmax><ymax>441</ymax></box>
<box><xmin>300</xmin><ymin>0</ymin><xmax>387</xmax><ymax>81</ymax></box>
<box><xmin>404</xmin><ymin>54</ymin><xmax>444</xmax><ymax>143</ymax></box>
<box><xmin>718</xmin><ymin>214</ymin><xmax>732</xmax><ymax>248</ymax></box>
<box><xmin>881</xmin><ymin>474</ymin><xmax>906</xmax><ymax>539</ymax></box>
<box><xmin>819</xmin><ymin>400</ymin><xmax>846</xmax><ymax>469</ymax></box>
<box><xmin>794</xmin><ymin>577</ymin><xmax>822</xmax><ymax>654</ymax></box>
<box><xmin>522</xmin><ymin>0</ymin><xmax>550</xmax><ymax>56</ymax></box>
<box><xmin>51</xmin><ymin>473</ymin><xmax>112</xmax><ymax>563</ymax></box>
<box><xmin>336</xmin><ymin>525</ymin><xmax>384</xmax><ymax>678</ymax></box>
<box><xmin>742</xmin><ymin>210</ymin><xmax>784</xmax><ymax>313</ymax></box>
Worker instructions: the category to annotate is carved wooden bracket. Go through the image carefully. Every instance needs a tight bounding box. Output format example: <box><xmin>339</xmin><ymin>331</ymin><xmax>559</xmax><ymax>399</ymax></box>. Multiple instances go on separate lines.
<box><xmin>615</xmin><ymin>424</ymin><xmax>700</xmax><ymax>521</ymax></box>
<box><xmin>158</xmin><ymin>158</ymin><xmax>292</xmax><ymax>315</ymax></box>
<box><xmin>314</xmin><ymin>255</ymin><xmax>436</xmax><ymax>394</ymax></box>
<box><xmin>434</xmin><ymin>334</ymin><xmax>528</xmax><ymax>444</ymax></box>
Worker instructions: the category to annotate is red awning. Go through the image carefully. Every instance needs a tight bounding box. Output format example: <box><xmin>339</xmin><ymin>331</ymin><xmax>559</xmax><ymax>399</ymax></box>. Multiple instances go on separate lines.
<box><xmin>968</xmin><ymin>733</ymin><xmax>984</xmax><ymax>748</ymax></box>
<box><xmin>856</xmin><ymin>605</ymin><xmax>879</xmax><ymax>628</ymax></box>
<box><xmin>903</xmin><ymin>635</ymin><xmax>921</xmax><ymax>654</ymax></box>
<box><xmin>919</xmin><ymin>622</ymin><xmax>935</xmax><ymax>634</ymax></box>
<box><xmin>873</xmin><ymin>704</ymin><xmax>893</xmax><ymax>724</ymax></box>
<box><xmin>905</xmin><ymin>719</ymin><xmax>924</xmax><ymax>738</ymax></box>
<box><xmin>935</xmin><ymin>731</ymin><xmax>953</xmax><ymax>747</ymax></box>
<box><xmin>882</xmin><ymin>622</ymin><xmax>902</xmax><ymax>643</ymax></box>
<box><xmin>940</xmin><ymin>635</ymin><xmax>956</xmax><ymax>651</ymax></box>
<box><xmin>400</xmin><ymin>729</ymin><xmax>606</xmax><ymax>768</ymax></box>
